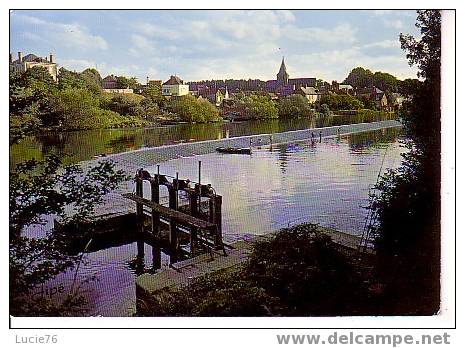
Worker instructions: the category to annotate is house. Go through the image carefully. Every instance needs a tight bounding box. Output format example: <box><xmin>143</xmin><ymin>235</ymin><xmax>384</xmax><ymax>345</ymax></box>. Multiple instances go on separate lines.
<box><xmin>10</xmin><ymin>52</ymin><xmax>58</xmax><ymax>81</ymax></box>
<box><xmin>338</xmin><ymin>84</ymin><xmax>354</xmax><ymax>94</ymax></box>
<box><xmin>213</xmin><ymin>87</ymin><xmax>229</xmax><ymax>106</ymax></box>
<box><xmin>356</xmin><ymin>86</ymin><xmax>388</xmax><ymax>109</ymax></box>
<box><xmin>102</xmin><ymin>74</ymin><xmax>133</xmax><ymax>94</ymax></box>
<box><xmin>296</xmin><ymin>86</ymin><xmax>320</xmax><ymax>104</ymax></box>
<box><xmin>391</xmin><ymin>93</ymin><xmax>405</xmax><ymax>109</ymax></box>
<box><xmin>162</xmin><ymin>75</ymin><xmax>189</xmax><ymax>97</ymax></box>
<box><xmin>102</xmin><ymin>75</ymin><xmax>118</xmax><ymax>89</ymax></box>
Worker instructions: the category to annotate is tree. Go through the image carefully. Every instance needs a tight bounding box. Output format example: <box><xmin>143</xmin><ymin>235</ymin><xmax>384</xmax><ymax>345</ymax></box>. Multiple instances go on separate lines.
<box><xmin>10</xmin><ymin>155</ymin><xmax>128</xmax><ymax>315</ymax></box>
<box><xmin>343</xmin><ymin>67</ymin><xmax>374</xmax><ymax>89</ymax></box>
<box><xmin>10</xmin><ymin>67</ymin><xmax>60</xmax><ymax>135</ymax></box>
<box><xmin>116</xmin><ymin>76</ymin><xmax>139</xmax><ymax>89</ymax></box>
<box><xmin>238</xmin><ymin>94</ymin><xmax>278</xmax><ymax>119</ymax></box>
<box><xmin>373</xmin><ymin>71</ymin><xmax>399</xmax><ymax>92</ymax></box>
<box><xmin>319</xmin><ymin>93</ymin><xmax>363</xmax><ymax>111</ymax></box>
<box><xmin>142</xmin><ymin>84</ymin><xmax>165</xmax><ymax>107</ymax></box>
<box><xmin>356</xmin><ymin>95</ymin><xmax>377</xmax><ymax>110</ymax></box>
<box><xmin>51</xmin><ymin>88</ymin><xmax>100</xmax><ymax>129</ymax></box>
<box><xmin>170</xmin><ymin>95</ymin><xmax>221</xmax><ymax>123</ymax></box>
<box><xmin>57</xmin><ymin>68</ymin><xmax>86</xmax><ymax>90</ymax></box>
<box><xmin>107</xmin><ymin>94</ymin><xmax>145</xmax><ymax>117</ymax></box>
<box><xmin>278</xmin><ymin>94</ymin><xmax>312</xmax><ymax>119</ymax></box>
<box><xmin>80</xmin><ymin>68</ymin><xmax>103</xmax><ymax>95</ymax></box>
<box><xmin>370</xmin><ymin>10</ymin><xmax>441</xmax><ymax>314</ymax></box>
<box><xmin>319</xmin><ymin>103</ymin><xmax>330</xmax><ymax>116</ymax></box>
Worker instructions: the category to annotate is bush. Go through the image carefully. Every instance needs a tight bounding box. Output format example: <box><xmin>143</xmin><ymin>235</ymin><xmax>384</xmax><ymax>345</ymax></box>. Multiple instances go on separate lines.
<box><xmin>319</xmin><ymin>93</ymin><xmax>364</xmax><ymax>111</ymax></box>
<box><xmin>278</xmin><ymin>94</ymin><xmax>312</xmax><ymax>118</ymax></box>
<box><xmin>245</xmin><ymin>224</ymin><xmax>367</xmax><ymax>316</ymax></box>
<box><xmin>170</xmin><ymin>95</ymin><xmax>221</xmax><ymax>123</ymax></box>
<box><xmin>237</xmin><ymin>94</ymin><xmax>278</xmax><ymax>119</ymax></box>
<box><xmin>138</xmin><ymin>223</ymin><xmax>368</xmax><ymax>317</ymax></box>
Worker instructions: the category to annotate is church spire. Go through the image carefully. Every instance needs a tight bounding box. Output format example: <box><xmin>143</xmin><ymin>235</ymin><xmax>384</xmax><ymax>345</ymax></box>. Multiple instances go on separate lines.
<box><xmin>277</xmin><ymin>56</ymin><xmax>289</xmax><ymax>84</ymax></box>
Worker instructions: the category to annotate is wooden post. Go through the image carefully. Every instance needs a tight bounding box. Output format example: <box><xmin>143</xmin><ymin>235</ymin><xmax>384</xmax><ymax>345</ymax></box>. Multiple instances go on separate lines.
<box><xmin>151</xmin><ymin>177</ymin><xmax>160</xmax><ymax>230</ymax></box>
<box><xmin>189</xmin><ymin>192</ymin><xmax>199</xmax><ymax>256</ymax></box>
<box><xmin>152</xmin><ymin>244</ymin><xmax>161</xmax><ymax>270</ymax></box>
<box><xmin>135</xmin><ymin>171</ymin><xmax>143</xmax><ymax>217</ymax></box>
<box><xmin>168</xmin><ymin>186</ymin><xmax>177</xmax><ymax>252</ymax></box>
<box><xmin>212</xmin><ymin>195</ymin><xmax>222</xmax><ymax>249</ymax></box>
<box><xmin>135</xmin><ymin>171</ymin><xmax>145</xmax><ymax>262</ymax></box>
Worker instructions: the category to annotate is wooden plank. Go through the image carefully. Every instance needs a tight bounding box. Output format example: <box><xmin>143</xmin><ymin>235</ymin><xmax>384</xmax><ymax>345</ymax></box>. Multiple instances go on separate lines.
<box><xmin>122</xmin><ymin>193</ymin><xmax>216</xmax><ymax>230</ymax></box>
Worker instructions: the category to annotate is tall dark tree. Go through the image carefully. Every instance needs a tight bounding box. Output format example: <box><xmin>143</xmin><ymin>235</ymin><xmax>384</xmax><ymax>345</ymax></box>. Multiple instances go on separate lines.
<box><xmin>343</xmin><ymin>67</ymin><xmax>374</xmax><ymax>88</ymax></box>
<box><xmin>371</xmin><ymin>10</ymin><xmax>441</xmax><ymax>315</ymax></box>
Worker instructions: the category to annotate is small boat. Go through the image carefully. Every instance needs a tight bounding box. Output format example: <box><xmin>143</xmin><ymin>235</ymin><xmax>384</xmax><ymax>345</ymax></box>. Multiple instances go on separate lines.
<box><xmin>216</xmin><ymin>147</ymin><xmax>251</xmax><ymax>155</ymax></box>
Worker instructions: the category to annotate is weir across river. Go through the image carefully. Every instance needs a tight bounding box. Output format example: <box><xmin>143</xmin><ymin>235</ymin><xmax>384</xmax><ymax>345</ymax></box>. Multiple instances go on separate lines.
<box><xmin>84</xmin><ymin>120</ymin><xmax>402</xmax><ymax>226</ymax></box>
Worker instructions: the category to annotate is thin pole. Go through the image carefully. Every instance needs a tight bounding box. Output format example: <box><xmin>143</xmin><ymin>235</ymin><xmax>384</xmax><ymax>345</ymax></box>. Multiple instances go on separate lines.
<box><xmin>198</xmin><ymin>160</ymin><xmax>201</xmax><ymax>186</ymax></box>
<box><xmin>175</xmin><ymin>171</ymin><xmax>179</xmax><ymax>210</ymax></box>
<box><xmin>198</xmin><ymin>161</ymin><xmax>202</xmax><ymax>215</ymax></box>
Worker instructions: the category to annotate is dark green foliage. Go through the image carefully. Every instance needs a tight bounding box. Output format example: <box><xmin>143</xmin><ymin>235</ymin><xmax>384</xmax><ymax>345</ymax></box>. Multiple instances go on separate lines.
<box><xmin>116</xmin><ymin>76</ymin><xmax>139</xmax><ymax>89</ymax></box>
<box><xmin>10</xmin><ymin>155</ymin><xmax>128</xmax><ymax>316</ymax></box>
<box><xmin>245</xmin><ymin>224</ymin><xmax>366</xmax><ymax>316</ymax></box>
<box><xmin>278</xmin><ymin>94</ymin><xmax>312</xmax><ymax>118</ymax></box>
<box><xmin>373</xmin><ymin>71</ymin><xmax>399</xmax><ymax>92</ymax></box>
<box><xmin>9</xmin><ymin>67</ymin><xmax>59</xmax><ymax>140</ymax></box>
<box><xmin>237</xmin><ymin>94</ymin><xmax>279</xmax><ymax>119</ymax></box>
<box><xmin>344</xmin><ymin>67</ymin><xmax>399</xmax><ymax>92</ymax></box>
<box><xmin>356</xmin><ymin>95</ymin><xmax>377</xmax><ymax>110</ymax></box>
<box><xmin>319</xmin><ymin>103</ymin><xmax>330</xmax><ymax>116</ymax></box>
<box><xmin>57</xmin><ymin>68</ymin><xmax>86</xmax><ymax>90</ymax></box>
<box><xmin>319</xmin><ymin>93</ymin><xmax>364</xmax><ymax>111</ymax></box>
<box><xmin>138</xmin><ymin>224</ymin><xmax>367</xmax><ymax>317</ymax></box>
<box><xmin>343</xmin><ymin>67</ymin><xmax>374</xmax><ymax>89</ymax></box>
<box><xmin>370</xmin><ymin>10</ymin><xmax>441</xmax><ymax>314</ymax></box>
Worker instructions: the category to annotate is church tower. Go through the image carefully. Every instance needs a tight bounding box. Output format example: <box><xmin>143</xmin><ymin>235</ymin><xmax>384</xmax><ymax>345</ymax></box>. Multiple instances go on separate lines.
<box><xmin>276</xmin><ymin>57</ymin><xmax>289</xmax><ymax>84</ymax></box>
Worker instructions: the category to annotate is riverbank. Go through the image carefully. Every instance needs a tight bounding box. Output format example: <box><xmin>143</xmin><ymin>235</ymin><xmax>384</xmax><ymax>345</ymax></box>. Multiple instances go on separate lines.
<box><xmin>136</xmin><ymin>223</ymin><xmax>376</xmax><ymax>317</ymax></box>
<box><xmin>136</xmin><ymin>223</ymin><xmax>370</xmax><ymax>310</ymax></box>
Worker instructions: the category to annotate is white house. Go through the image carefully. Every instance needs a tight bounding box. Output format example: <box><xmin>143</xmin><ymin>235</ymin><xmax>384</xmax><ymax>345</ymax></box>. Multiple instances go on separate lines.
<box><xmin>162</xmin><ymin>75</ymin><xmax>189</xmax><ymax>97</ymax></box>
<box><xmin>10</xmin><ymin>52</ymin><xmax>58</xmax><ymax>81</ymax></box>
<box><xmin>297</xmin><ymin>86</ymin><xmax>320</xmax><ymax>104</ymax></box>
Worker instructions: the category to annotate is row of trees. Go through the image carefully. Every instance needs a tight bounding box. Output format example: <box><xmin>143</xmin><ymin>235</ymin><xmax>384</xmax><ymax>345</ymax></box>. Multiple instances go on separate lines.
<box><xmin>343</xmin><ymin>67</ymin><xmax>400</xmax><ymax>92</ymax></box>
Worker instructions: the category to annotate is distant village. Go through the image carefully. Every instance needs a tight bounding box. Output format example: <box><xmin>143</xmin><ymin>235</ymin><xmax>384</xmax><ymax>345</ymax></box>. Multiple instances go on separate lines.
<box><xmin>10</xmin><ymin>51</ymin><xmax>405</xmax><ymax>121</ymax></box>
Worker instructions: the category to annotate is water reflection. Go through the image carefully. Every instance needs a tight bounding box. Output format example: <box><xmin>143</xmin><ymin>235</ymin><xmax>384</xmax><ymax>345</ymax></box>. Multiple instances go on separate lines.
<box><xmin>10</xmin><ymin>113</ymin><xmax>397</xmax><ymax>167</ymax></box>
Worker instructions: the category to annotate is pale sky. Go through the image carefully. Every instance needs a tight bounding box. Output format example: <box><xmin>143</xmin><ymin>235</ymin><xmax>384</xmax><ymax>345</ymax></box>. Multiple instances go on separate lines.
<box><xmin>10</xmin><ymin>10</ymin><xmax>421</xmax><ymax>83</ymax></box>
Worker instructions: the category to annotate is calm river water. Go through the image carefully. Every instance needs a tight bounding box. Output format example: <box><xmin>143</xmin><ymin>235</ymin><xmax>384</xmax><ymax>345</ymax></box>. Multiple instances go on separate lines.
<box><xmin>10</xmin><ymin>114</ymin><xmax>395</xmax><ymax>167</ymax></box>
<box><xmin>33</xmin><ymin>126</ymin><xmax>406</xmax><ymax>317</ymax></box>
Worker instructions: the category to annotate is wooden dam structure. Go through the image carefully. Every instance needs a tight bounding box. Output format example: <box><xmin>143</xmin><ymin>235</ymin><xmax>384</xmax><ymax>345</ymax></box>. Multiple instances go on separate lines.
<box><xmin>122</xmin><ymin>162</ymin><xmax>226</xmax><ymax>270</ymax></box>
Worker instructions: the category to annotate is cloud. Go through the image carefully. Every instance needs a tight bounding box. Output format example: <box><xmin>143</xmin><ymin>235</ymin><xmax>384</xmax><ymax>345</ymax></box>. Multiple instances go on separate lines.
<box><xmin>282</xmin><ymin>23</ymin><xmax>358</xmax><ymax>44</ymax></box>
<box><xmin>13</xmin><ymin>14</ymin><xmax>108</xmax><ymax>50</ymax></box>
<box><xmin>373</xmin><ymin>10</ymin><xmax>394</xmax><ymax>16</ymax></box>
<box><xmin>384</xmin><ymin>19</ymin><xmax>405</xmax><ymax>29</ymax></box>
<box><xmin>363</xmin><ymin>40</ymin><xmax>400</xmax><ymax>49</ymax></box>
<box><xmin>59</xmin><ymin>58</ymin><xmax>97</xmax><ymax>72</ymax></box>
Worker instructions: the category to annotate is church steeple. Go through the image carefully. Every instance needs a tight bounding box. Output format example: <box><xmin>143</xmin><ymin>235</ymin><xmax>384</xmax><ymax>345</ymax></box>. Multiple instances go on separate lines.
<box><xmin>277</xmin><ymin>57</ymin><xmax>289</xmax><ymax>84</ymax></box>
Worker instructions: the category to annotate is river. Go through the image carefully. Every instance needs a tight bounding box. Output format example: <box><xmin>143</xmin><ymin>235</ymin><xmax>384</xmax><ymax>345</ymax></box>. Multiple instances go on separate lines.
<box><xmin>10</xmin><ymin>114</ymin><xmax>395</xmax><ymax>167</ymax></box>
<box><xmin>28</xmin><ymin>125</ymin><xmax>405</xmax><ymax>317</ymax></box>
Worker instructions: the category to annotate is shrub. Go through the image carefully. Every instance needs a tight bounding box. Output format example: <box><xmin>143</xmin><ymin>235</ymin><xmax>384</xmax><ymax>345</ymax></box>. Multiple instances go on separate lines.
<box><xmin>278</xmin><ymin>94</ymin><xmax>312</xmax><ymax>118</ymax></box>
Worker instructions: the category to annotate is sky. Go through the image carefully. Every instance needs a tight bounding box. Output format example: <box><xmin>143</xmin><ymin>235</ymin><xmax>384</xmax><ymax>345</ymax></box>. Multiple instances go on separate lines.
<box><xmin>10</xmin><ymin>10</ymin><xmax>421</xmax><ymax>83</ymax></box>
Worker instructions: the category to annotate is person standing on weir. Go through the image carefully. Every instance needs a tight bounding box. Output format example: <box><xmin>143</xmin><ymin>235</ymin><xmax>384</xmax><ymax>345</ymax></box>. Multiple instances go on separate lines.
<box><xmin>319</xmin><ymin>131</ymin><xmax>322</xmax><ymax>143</ymax></box>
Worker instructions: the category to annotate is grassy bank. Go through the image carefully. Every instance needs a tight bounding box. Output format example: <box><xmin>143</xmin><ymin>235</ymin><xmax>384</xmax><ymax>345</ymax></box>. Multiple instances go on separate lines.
<box><xmin>137</xmin><ymin>223</ymin><xmax>381</xmax><ymax>317</ymax></box>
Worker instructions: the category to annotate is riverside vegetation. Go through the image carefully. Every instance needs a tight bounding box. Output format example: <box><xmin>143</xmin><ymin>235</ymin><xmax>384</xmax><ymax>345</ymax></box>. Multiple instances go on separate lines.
<box><xmin>10</xmin><ymin>63</ymin><xmax>402</xmax><ymax>142</ymax></box>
